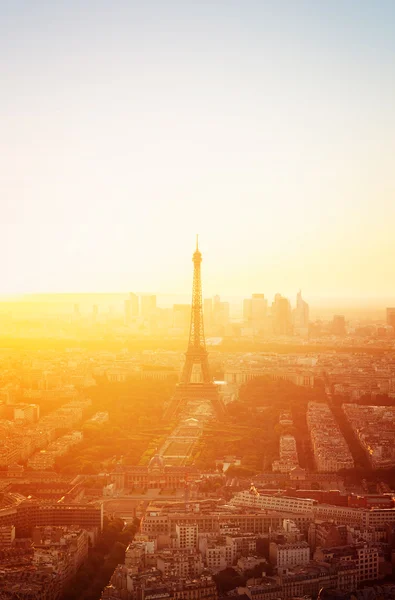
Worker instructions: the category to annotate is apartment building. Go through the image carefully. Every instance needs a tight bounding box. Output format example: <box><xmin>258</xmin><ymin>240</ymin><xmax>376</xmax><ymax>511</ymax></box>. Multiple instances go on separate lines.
<box><xmin>269</xmin><ymin>541</ymin><xmax>310</xmax><ymax>569</ymax></box>
<box><xmin>231</xmin><ymin>485</ymin><xmax>316</xmax><ymax>514</ymax></box>
<box><xmin>141</xmin><ymin>510</ymin><xmax>286</xmax><ymax>539</ymax></box>
<box><xmin>0</xmin><ymin>500</ymin><xmax>103</xmax><ymax>538</ymax></box>
<box><xmin>175</xmin><ymin>523</ymin><xmax>198</xmax><ymax>550</ymax></box>
<box><xmin>307</xmin><ymin>402</ymin><xmax>354</xmax><ymax>472</ymax></box>
<box><xmin>315</xmin><ymin>543</ymin><xmax>379</xmax><ymax>584</ymax></box>
<box><xmin>0</xmin><ymin>525</ymin><xmax>15</xmax><ymax>546</ymax></box>
<box><xmin>156</xmin><ymin>550</ymin><xmax>204</xmax><ymax>578</ymax></box>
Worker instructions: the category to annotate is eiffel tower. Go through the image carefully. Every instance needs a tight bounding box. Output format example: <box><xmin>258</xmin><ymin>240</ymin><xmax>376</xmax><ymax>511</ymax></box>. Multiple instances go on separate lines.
<box><xmin>165</xmin><ymin>237</ymin><xmax>224</xmax><ymax>419</ymax></box>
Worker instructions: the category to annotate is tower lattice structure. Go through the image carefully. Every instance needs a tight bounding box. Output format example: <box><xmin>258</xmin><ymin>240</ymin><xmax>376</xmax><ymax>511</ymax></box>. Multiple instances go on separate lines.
<box><xmin>165</xmin><ymin>238</ymin><xmax>224</xmax><ymax>419</ymax></box>
<box><xmin>180</xmin><ymin>236</ymin><xmax>211</xmax><ymax>384</ymax></box>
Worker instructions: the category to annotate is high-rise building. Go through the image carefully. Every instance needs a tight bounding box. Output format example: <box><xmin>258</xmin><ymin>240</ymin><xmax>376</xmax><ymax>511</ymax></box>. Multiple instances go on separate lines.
<box><xmin>176</xmin><ymin>523</ymin><xmax>198</xmax><ymax>550</ymax></box>
<box><xmin>293</xmin><ymin>290</ymin><xmax>309</xmax><ymax>336</ymax></box>
<box><xmin>243</xmin><ymin>294</ymin><xmax>267</xmax><ymax>333</ymax></box>
<box><xmin>140</xmin><ymin>295</ymin><xmax>157</xmax><ymax>319</ymax></box>
<box><xmin>251</xmin><ymin>293</ymin><xmax>267</xmax><ymax>331</ymax></box>
<box><xmin>272</xmin><ymin>294</ymin><xmax>292</xmax><ymax>335</ymax></box>
<box><xmin>212</xmin><ymin>295</ymin><xmax>230</xmax><ymax>330</ymax></box>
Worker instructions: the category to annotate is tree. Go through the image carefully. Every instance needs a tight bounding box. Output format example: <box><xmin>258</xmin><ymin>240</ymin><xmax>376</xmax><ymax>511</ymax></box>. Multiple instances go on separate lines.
<box><xmin>213</xmin><ymin>568</ymin><xmax>246</xmax><ymax>593</ymax></box>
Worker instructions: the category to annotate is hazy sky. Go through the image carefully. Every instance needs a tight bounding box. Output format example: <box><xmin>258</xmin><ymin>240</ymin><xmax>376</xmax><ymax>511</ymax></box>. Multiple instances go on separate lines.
<box><xmin>2</xmin><ymin>1</ymin><xmax>395</xmax><ymax>299</ymax></box>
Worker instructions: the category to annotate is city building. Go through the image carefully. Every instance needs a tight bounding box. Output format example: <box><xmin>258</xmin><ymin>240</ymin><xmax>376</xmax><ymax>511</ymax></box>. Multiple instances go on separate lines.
<box><xmin>269</xmin><ymin>541</ymin><xmax>310</xmax><ymax>569</ymax></box>
<box><xmin>141</xmin><ymin>295</ymin><xmax>157</xmax><ymax>319</ymax></box>
<box><xmin>243</xmin><ymin>294</ymin><xmax>267</xmax><ymax>334</ymax></box>
<box><xmin>156</xmin><ymin>549</ymin><xmax>204</xmax><ymax>578</ymax></box>
<box><xmin>0</xmin><ymin>525</ymin><xmax>15</xmax><ymax>546</ymax></box>
<box><xmin>315</xmin><ymin>544</ymin><xmax>379</xmax><ymax>584</ymax></box>
<box><xmin>272</xmin><ymin>294</ymin><xmax>292</xmax><ymax>335</ymax></box>
<box><xmin>343</xmin><ymin>404</ymin><xmax>395</xmax><ymax>468</ymax></box>
<box><xmin>307</xmin><ymin>402</ymin><xmax>354</xmax><ymax>472</ymax></box>
<box><xmin>293</xmin><ymin>290</ymin><xmax>309</xmax><ymax>336</ymax></box>
<box><xmin>175</xmin><ymin>523</ymin><xmax>198</xmax><ymax>550</ymax></box>
<box><xmin>231</xmin><ymin>485</ymin><xmax>317</xmax><ymax>514</ymax></box>
<box><xmin>111</xmin><ymin>456</ymin><xmax>198</xmax><ymax>491</ymax></box>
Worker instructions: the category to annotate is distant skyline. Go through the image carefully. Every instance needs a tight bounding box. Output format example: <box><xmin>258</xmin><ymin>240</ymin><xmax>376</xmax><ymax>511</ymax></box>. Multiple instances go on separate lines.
<box><xmin>2</xmin><ymin>1</ymin><xmax>395</xmax><ymax>297</ymax></box>
<box><xmin>1</xmin><ymin>292</ymin><xmax>394</xmax><ymax>322</ymax></box>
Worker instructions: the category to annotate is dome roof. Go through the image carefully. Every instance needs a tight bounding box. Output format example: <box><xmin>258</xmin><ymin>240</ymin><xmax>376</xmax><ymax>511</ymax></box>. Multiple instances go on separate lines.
<box><xmin>148</xmin><ymin>454</ymin><xmax>165</xmax><ymax>469</ymax></box>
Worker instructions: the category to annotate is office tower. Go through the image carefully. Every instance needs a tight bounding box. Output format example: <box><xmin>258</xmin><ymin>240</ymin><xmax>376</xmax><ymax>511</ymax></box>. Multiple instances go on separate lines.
<box><xmin>212</xmin><ymin>295</ymin><xmax>230</xmax><ymax>330</ymax></box>
<box><xmin>165</xmin><ymin>238</ymin><xmax>224</xmax><ymax>419</ymax></box>
<box><xmin>386</xmin><ymin>308</ymin><xmax>395</xmax><ymax>332</ymax></box>
<box><xmin>173</xmin><ymin>304</ymin><xmax>191</xmax><ymax>335</ymax></box>
<box><xmin>251</xmin><ymin>293</ymin><xmax>267</xmax><ymax>331</ymax></box>
<box><xmin>293</xmin><ymin>290</ymin><xmax>309</xmax><ymax>336</ymax></box>
<box><xmin>140</xmin><ymin>295</ymin><xmax>157</xmax><ymax>319</ymax></box>
<box><xmin>272</xmin><ymin>294</ymin><xmax>292</xmax><ymax>335</ymax></box>
<box><xmin>244</xmin><ymin>294</ymin><xmax>267</xmax><ymax>333</ymax></box>
<box><xmin>332</xmin><ymin>314</ymin><xmax>346</xmax><ymax>336</ymax></box>
<box><xmin>129</xmin><ymin>293</ymin><xmax>139</xmax><ymax>317</ymax></box>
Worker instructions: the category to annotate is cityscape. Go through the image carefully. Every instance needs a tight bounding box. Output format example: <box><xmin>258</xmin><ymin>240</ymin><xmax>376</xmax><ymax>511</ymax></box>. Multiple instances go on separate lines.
<box><xmin>2</xmin><ymin>1</ymin><xmax>395</xmax><ymax>600</ymax></box>
<box><xmin>1</xmin><ymin>240</ymin><xmax>395</xmax><ymax>600</ymax></box>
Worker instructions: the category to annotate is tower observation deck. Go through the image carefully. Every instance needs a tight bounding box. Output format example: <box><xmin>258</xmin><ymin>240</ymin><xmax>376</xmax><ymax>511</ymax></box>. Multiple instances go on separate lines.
<box><xmin>165</xmin><ymin>238</ymin><xmax>225</xmax><ymax>419</ymax></box>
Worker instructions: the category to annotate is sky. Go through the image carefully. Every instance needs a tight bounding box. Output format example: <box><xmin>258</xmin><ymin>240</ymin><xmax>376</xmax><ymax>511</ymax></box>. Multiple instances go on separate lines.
<box><xmin>1</xmin><ymin>1</ymin><xmax>395</xmax><ymax>301</ymax></box>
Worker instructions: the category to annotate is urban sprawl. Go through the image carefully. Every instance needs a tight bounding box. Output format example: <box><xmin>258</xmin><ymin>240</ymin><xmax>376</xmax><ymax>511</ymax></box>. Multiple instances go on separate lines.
<box><xmin>1</xmin><ymin>254</ymin><xmax>395</xmax><ymax>599</ymax></box>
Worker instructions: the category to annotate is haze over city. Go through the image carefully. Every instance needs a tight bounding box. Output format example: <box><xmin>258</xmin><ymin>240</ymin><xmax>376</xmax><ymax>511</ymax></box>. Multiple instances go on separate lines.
<box><xmin>2</xmin><ymin>1</ymin><xmax>395</xmax><ymax>298</ymax></box>
<box><xmin>3</xmin><ymin>3</ymin><xmax>395</xmax><ymax>600</ymax></box>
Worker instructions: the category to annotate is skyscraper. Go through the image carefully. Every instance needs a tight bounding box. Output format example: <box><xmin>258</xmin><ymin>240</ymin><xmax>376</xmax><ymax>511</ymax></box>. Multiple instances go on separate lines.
<box><xmin>243</xmin><ymin>294</ymin><xmax>267</xmax><ymax>334</ymax></box>
<box><xmin>212</xmin><ymin>295</ymin><xmax>230</xmax><ymax>331</ymax></box>
<box><xmin>251</xmin><ymin>293</ymin><xmax>267</xmax><ymax>331</ymax></box>
<box><xmin>272</xmin><ymin>294</ymin><xmax>292</xmax><ymax>335</ymax></box>
<box><xmin>140</xmin><ymin>295</ymin><xmax>157</xmax><ymax>319</ymax></box>
<box><xmin>293</xmin><ymin>290</ymin><xmax>309</xmax><ymax>336</ymax></box>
